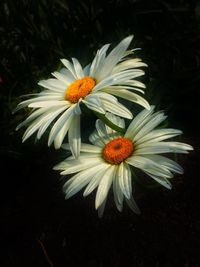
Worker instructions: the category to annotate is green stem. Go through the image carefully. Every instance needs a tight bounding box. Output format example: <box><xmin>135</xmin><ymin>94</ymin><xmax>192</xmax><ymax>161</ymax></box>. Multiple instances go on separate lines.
<box><xmin>94</xmin><ymin>111</ymin><xmax>126</xmax><ymax>134</ymax></box>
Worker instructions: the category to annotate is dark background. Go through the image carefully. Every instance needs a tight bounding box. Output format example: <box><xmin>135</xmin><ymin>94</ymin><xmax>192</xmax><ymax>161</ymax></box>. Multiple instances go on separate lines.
<box><xmin>0</xmin><ymin>0</ymin><xmax>200</xmax><ymax>266</ymax></box>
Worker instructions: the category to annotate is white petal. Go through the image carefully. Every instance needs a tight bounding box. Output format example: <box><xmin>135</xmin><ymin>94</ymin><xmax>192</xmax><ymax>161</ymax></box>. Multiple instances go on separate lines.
<box><xmin>89</xmin><ymin>131</ymin><xmax>106</xmax><ymax>147</ymax></box>
<box><xmin>122</xmin><ymin>80</ymin><xmax>146</xmax><ymax>88</ymax></box>
<box><xmin>22</xmin><ymin>111</ymin><xmax>55</xmax><ymax>142</ymax></box>
<box><xmin>144</xmin><ymin>155</ymin><xmax>184</xmax><ymax>174</ymax></box>
<box><xmin>113</xmin><ymin>58</ymin><xmax>147</xmax><ymax>73</ymax></box>
<box><xmin>51</xmin><ymin>71</ymin><xmax>73</xmax><ymax>86</ymax></box>
<box><xmin>133</xmin><ymin>112</ymin><xmax>167</xmax><ymax>141</ymax></box>
<box><xmin>105</xmin><ymin>112</ymin><xmax>125</xmax><ymax>128</ymax></box>
<box><xmin>64</xmin><ymin>164</ymin><xmax>106</xmax><ymax>199</ymax></box>
<box><xmin>59</xmin><ymin>68</ymin><xmax>75</xmax><ymax>83</ymax></box>
<box><xmin>96</xmin><ymin>92</ymin><xmax>118</xmax><ymax>103</ymax></box>
<box><xmin>93</xmin><ymin>69</ymin><xmax>145</xmax><ymax>92</ymax></box>
<box><xmin>38</xmin><ymin>79</ymin><xmax>66</xmax><ymax>91</ymax></box>
<box><xmin>113</xmin><ymin>166</ymin><xmax>124</xmax><ymax>211</ymax></box>
<box><xmin>95</xmin><ymin>119</ymin><xmax>110</xmax><ymax>142</ymax></box>
<box><xmin>103</xmin><ymin>85</ymin><xmax>145</xmax><ymax>94</ymax></box>
<box><xmin>14</xmin><ymin>95</ymin><xmax>62</xmax><ymax>112</ymax></box>
<box><xmin>48</xmin><ymin>105</ymin><xmax>75</xmax><ymax>146</ymax></box>
<box><xmin>135</xmin><ymin>128</ymin><xmax>183</xmax><ymax>145</ymax></box>
<box><xmin>125</xmin><ymin>106</ymin><xmax>155</xmax><ymax>139</ymax></box>
<box><xmin>82</xmin><ymin>95</ymin><xmax>105</xmax><ymax>114</ymax></box>
<box><xmin>16</xmin><ymin>107</ymin><xmax>50</xmax><ymax>130</ymax></box>
<box><xmin>101</xmin><ymin>98</ymin><xmax>133</xmax><ymax>119</ymax></box>
<box><xmin>37</xmin><ymin>106</ymin><xmax>67</xmax><ymax>139</ymax></box>
<box><xmin>53</xmin><ymin>114</ymin><xmax>74</xmax><ymax>149</ymax></box>
<box><xmin>90</xmin><ymin>44</ymin><xmax>110</xmax><ymax>78</ymax></box>
<box><xmin>83</xmin><ymin>63</ymin><xmax>91</xmax><ymax>76</ymax></box>
<box><xmin>60</xmin><ymin>157</ymin><xmax>102</xmax><ymax>175</ymax></box>
<box><xmin>125</xmin><ymin>196</ymin><xmax>141</xmax><ymax>214</ymax></box>
<box><xmin>126</xmin><ymin>155</ymin><xmax>173</xmax><ymax>178</ymax></box>
<box><xmin>62</xmin><ymin>143</ymin><xmax>102</xmax><ymax>153</ymax></box>
<box><xmin>118</xmin><ymin>163</ymin><xmax>132</xmax><ymax>199</ymax></box>
<box><xmin>95</xmin><ymin>166</ymin><xmax>116</xmax><ymax>209</ymax></box>
<box><xmin>83</xmin><ymin>165</ymin><xmax>110</xmax><ymax>197</ymax></box>
<box><xmin>96</xmin><ymin>35</ymin><xmax>133</xmax><ymax>80</ymax></box>
<box><xmin>68</xmin><ymin>114</ymin><xmax>81</xmax><ymax>158</ymax></box>
<box><xmin>102</xmin><ymin>88</ymin><xmax>150</xmax><ymax>110</ymax></box>
<box><xmin>72</xmin><ymin>57</ymin><xmax>84</xmax><ymax>78</ymax></box>
<box><xmin>60</xmin><ymin>58</ymin><xmax>78</xmax><ymax>79</ymax></box>
<box><xmin>53</xmin><ymin>153</ymin><xmax>101</xmax><ymax>170</ymax></box>
<box><xmin>134</xmin><ymin>142</ymin><xmax>193</xmax><ymax>155</ymax></box>
<box><xmin>98</xmin><ymin>197</ymin><xmax>107</xmax><ymax>218</ymax></box>
<box><xmin>143</xmin><ymin>171</ymin><xmax>172</xmax><ymax>189</ymax></box>
<box><xmin>28</xmin><ymin>100</ymin><xmax>68</xmax><ymax>108</ymax></box>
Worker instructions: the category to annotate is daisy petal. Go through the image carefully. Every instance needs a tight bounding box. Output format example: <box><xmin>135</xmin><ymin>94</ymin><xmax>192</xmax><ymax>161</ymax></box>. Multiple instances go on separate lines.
<box><xmin>126</xmin><ymin>155</ymin><xmax>173</xmax><ymax>178</ymax></box>
<box><xmin>72</xmin><ymin>58</ymin><xmax>84</xmax><ymax>79</ymax></box>
<box><xmin>37</xmin><ymin>106</ymin><xmax>67</xmax><ymax>139</ymax></box>
<box><xmin>89</xmin><ymin>131</ymin><xmax>105</xmax><ymax>147</ymax></box>
<box><xmin>28</xmin><ymin>100</ymin><xmax>68</xmax><ymax>108</ymax></box>
<box><xmin>82</xmin><ymin>95</ymin><xmax>105</xmax><ymax>114</ymax></box>
<box><xmin>144</xmin><ymin>155</ymin><xmax>184</xmax><ymax>174</ymax></box>
<box><xmin>51</xmin><ymin>71</ymin><xmax>72</xmax><ymax>86</ymax></box>
<box><xmin>93</xmin><ymin>69</ymin><xmax>145</xmax><ymax>92</ymax></box>
<box><xmin>102</xmin><ymin>88</ymin><xmax>150</xmax><ymax>110</ymax></box>
<box><xmin>113</xmin><ymin>166</ymin><xmax>124</xmax><ymax>212</ymax></box>
<box><xmin>38</xmin><ymin>79</ymin><xmax>66</xmax><ymax>91</ymax></box>
<box><xmin>48</xmin><ymin>105</ymin><xmax>75</xmax><ymax>147</ymax></box>
<box><xmin>95</xmin><ymin>166</ymin><xmax>116</xmax><ymax>209</ymax></box>
<box><xmin>134</xmin><ymin>142</ymin><xmax>193</xmax><ymax>155</ymax></box>
<box><xmin>96</xmin><ymin>35</ymin><xmax>133</xmax><ymax>80</ymax></box>
<box><xmin>125</xmin><ymin>106</ymin><xmax>155</xmax><ymax>139</ymax></box>
<box><xmin>53</xmin><ymin>115</ymin><xmax>74</xmax><ymax>149</ymax></box>
<box><xmin>60</xmin><ymin>59</ymin><xmax>78</xmax><ymax>79</ymax></box>
<box><xmin>83</xmin><ymin>63</ymin><xmax>91</xmax><ymax>76</ymax></box>
<box><xmin>133</xmin><ymin>112</ymin><xmax>167</xmax><ymax>141</ymax></box>
<box><xmin>59</xmin><ymin>68</ymin><xmax>75</xmax><ymax>83</ymax></box>
<box><xmin>135</xmin><ymin>128</ymin><xmax>183</xmax><ymax>145</ymax></box>
<box><xmin>60</xmin><ymin>157</ymin><xmax>102</xmax><ymax>175</ymax></box>
<box><xmin>68</xmin><ymin>114</ymin><xmax>81</xmax><ymax>158</ymax></box>
<box><xmin>16</xmin><ymin>107</ymin><xmax>50</xmax><ymax>130</ymax></box>
<box><xmin>64</xmin><ymin>164</ymin><xmax>106</xmax><ymax>199</ymax></box>
<box><xmin>83</xmin><ymin>165</ymin><xmax>110</xmax><ymax>197</ymax></box>
<box><xmin>102</xmin><ymin>98</ymin><xmax>133</xmax><ymax>119</ymax></box>
<box><xmin>90</xmin><ymin>44</ymin><xmax>110</xmax><ymax>77</ymax></box>
<box><xmin>113</xmin><ymin>58</ymin><xmax>148</xmax><ymax>73</ymax></box>
<box><xmin>118</xmin><ymin>163</ymin><xmax>132</xmax><ymax>199</ymax></box>
<box><xmin>143</xmin><ymin>171</ymin><xmax>172</xmax><ymax>189</ymax></box>
<box><xmin>98</xmin><ymin>197</ymin><xmax>107</xmax><ymax>218</ymax></box>
<box><xmin>103</xmin><ymin>85</ymin><xmax>145</xmax><ymax>94</ymax></box>
<box><xmin>125</xmin><ymin>196</ymin><xmax>141</xmax><ymax>214</ymax></box>
<box><xmin>62</xmin><ymin>143</ymin><xmax>102</xmax><ymax>153</ymax></box>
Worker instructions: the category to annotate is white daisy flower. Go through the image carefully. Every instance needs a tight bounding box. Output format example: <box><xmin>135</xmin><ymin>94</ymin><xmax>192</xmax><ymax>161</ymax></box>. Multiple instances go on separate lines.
<box><xmin>54</xmin><ymin>106</ymin><xmax>193</xmax><ymax>216</ymax></box>
<box><xmin>15</xmin><ymin>35</ymin><xmax>150</xmax><ymax>157</ymax></box>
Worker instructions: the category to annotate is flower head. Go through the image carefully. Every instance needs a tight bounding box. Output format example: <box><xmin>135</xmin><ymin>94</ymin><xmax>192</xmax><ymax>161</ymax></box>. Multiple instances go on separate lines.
<box><xmin>15</xmin><ymin>36</ymin><xmax>149</xmax><ymax>157</ymax></box>
<box><xmin>54</xmin><ymin>106</ymin><xmax>193</xmax><ymax>216</ymax></box>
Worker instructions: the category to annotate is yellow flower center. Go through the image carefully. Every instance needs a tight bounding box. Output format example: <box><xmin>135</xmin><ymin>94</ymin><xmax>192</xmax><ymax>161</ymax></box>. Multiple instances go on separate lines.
<box><xmin>65</xmin><ymin>76</ymin><xmax>96</xmax><ymax>103</ymax></box>
<box><xmin>102</xmin><ymin>137</ymin><xmax>134</xmax><ymax>165</ymax></box>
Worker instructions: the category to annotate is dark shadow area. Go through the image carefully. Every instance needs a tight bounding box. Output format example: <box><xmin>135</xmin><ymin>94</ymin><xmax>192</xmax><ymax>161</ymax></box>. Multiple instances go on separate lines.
<box><xmin>0</xmin><ymin>0</ymin><xmax>199</xmax><ymax>266</ymax></box>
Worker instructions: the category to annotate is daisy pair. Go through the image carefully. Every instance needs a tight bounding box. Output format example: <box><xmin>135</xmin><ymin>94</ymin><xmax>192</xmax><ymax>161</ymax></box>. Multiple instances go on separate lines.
<box><xmin>15</xmin><ymin>35</ymin><xmax>193</xmax><ymax>216</ymax></box>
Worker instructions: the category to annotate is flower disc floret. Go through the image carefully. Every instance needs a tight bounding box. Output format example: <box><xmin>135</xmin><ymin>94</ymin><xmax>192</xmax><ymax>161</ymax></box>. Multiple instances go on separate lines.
<box><xmin>103</xmin><ymin>137</ymin><xmax>134</xmax><ymax>164</ymax></box>
<box><xmin>65</xmin><ymin>76</ymin><xmax>96</xmax><ymax>103</ymax></box>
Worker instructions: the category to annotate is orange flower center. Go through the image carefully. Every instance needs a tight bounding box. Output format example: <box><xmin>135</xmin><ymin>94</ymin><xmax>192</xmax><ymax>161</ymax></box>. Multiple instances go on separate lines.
<box><xmin>102</xmin><ymin>137</ymin><xmax>134</xmax><ymax>165</ymax></box>
<box><xmin>65</xmin><ymin>76</ymin><xmax>96</xmax><ymax>103</ymax></box>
